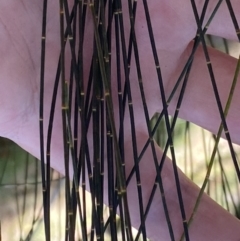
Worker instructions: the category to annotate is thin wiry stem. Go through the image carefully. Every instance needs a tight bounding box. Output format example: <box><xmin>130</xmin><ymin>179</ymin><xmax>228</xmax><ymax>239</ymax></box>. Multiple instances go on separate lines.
<box><xmin>106</xmin><ymin>1</ymin><xmax>227</xmax><ymax>239</ymax></box>
<box><xmin>36</xmin><ymin>0</ymin><xmax>240</xmax><ymax>240</ymax></box>
<box><xmin>89</xmin><ymin>1</ymin><xmax>135</xmax><ymax>240</ymax></box>
<box><xmin>180</xmin><ymin>1</ymin><xmax>240</xmax><ymax>238</ymax></box>
<box><xmin>126</xmin><ymin>0</ymin><xmax>223</xmax><ymax>189</ymax></box>
<box><xmin>180</xmin><ymin>39</ymin><xmax>240</xmax><ymax>241</ymax></box>
<box><xmin>122</xmin><ymin>1</ymin><xmax>148</xmax><ymax>239</ymax></box>
<box><xmin>215</xmin><ymin>144</ymin><xmax>239</xmax><ymax>215</ymax></box>
<box><xmin>191</xmin><ymin>0</ymin><xmax>240</xmax><ymax>180</ymax></box>
<box><xmin>135</xmin><ymin>42</ymin><xmax>196</xmax><ymax>240</ymax></box>
<box><xmin>141</xmin><ymin>0</ymin><xmax>190</xmax><ymax>238</ymax></box>
<box><xmin>185</xmin><ymin>123</ymin><xmax>194</xmax><ymax>180</ymax></box>
<box><xmin>39</xmin><ymin>0</ymin><xmax>51</xmax><ymax>239</ymax></box>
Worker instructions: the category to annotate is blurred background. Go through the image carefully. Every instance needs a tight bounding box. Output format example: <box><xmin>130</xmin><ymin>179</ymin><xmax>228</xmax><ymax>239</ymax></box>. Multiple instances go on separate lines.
<box><xmin>0</xmin><ymin>35</ymin><xmax>240</xmax><ymax>241</ymax></box>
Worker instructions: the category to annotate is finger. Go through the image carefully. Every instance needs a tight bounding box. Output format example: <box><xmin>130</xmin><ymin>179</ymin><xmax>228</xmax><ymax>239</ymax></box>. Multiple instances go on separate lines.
<box><xmin>124</xmin><ymin>133</ymin><xmax>240</xmax><ymax>241</ymax></box>
<box><xmin>167</xmin><ymin>41</ymin><xmax>240</xmax><ymax>145</ymax></box>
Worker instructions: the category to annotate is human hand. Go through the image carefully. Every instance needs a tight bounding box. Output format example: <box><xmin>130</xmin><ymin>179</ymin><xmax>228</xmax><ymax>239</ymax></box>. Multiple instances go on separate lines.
<box><xmin>0</xmin><ymin>1</ymin><xmax>240</xmax><ymax>240</ymax></box>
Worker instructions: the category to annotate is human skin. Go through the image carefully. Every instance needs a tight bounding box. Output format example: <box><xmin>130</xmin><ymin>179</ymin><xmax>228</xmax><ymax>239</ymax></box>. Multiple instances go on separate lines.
<box><xmin>0</xmin><ymin>0</ymin><xmax>240</xmax><ymax>240</ymax></box>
